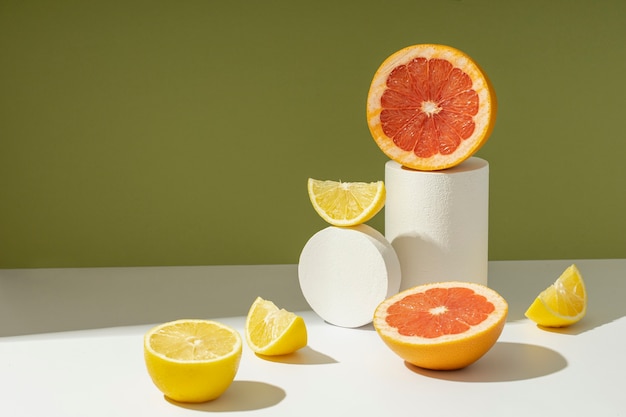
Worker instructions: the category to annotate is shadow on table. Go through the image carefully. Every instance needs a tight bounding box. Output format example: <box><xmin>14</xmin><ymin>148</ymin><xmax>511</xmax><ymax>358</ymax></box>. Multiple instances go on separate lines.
<box><xmin>405</xmin><ymin>341</ymin><xmax>567</xmax><ymax>382</ymax></box>
<box><xmin>254</xmin><ymin>345</ymin><xmax>338</xmax><ymax>365</ymax></box>
<box><xmin>166</xmin><ymin>380</ymin><xmax>285</xmax><ymax>412</ymax></box>
<box><xmin>321</xmin><ymin>320</ymin><xmax>375</xmax><ymax>332</ymax></box>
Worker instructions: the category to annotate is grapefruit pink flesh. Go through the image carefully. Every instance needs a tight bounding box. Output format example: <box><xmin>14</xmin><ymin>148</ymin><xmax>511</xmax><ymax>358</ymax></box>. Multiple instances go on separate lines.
<box><xmin>386</xmin><ymin>287</ymin><xmax>495</xmax><ymax>338</ymax></box>
<box><xmin>380</xmin><ymin>58</ymin><xmax>479</xmax><ymax>159</ymax></box>
<box><xmin>367</xmin><ymin>44</ymin><xmax>497</xmax><ymax>171</ymax></box>
<box><xmin>373</xmin><ymin>282</ymin><xmax>508</xmax><ymax>370</ymax></box>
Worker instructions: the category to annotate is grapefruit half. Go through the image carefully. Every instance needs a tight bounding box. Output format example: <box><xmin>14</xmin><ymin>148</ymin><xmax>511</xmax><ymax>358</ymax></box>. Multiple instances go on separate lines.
<box><xmin>367</xmin><ymin>44</ymin><xmax>497</xmax><ymax>171</ymax></box>
<box><xmin>373</xmin><ymin>281</ymin><xmax>508</xmax><ymax>370</ymax></box>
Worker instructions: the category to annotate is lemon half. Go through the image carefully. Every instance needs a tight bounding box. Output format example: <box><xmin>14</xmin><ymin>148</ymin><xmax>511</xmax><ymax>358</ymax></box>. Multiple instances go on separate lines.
<box><xmin>144</xmin><ymin>319</ymin><xmax>242</xmax><ymax>403</ymax></box>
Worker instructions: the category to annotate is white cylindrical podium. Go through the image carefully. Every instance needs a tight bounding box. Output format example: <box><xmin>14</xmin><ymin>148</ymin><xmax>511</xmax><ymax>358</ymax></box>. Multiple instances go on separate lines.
<box><xmin>385</xmin><ymin>157</ymin><xmax>489</xmax><ymax>290</ymax></box>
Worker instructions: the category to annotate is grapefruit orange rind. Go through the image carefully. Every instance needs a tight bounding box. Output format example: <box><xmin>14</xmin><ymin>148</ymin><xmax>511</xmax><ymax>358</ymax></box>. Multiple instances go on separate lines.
<box><xmin>367</xmin><ymin>44</ymin><xmax>497</xmax><ymax>171</ymax></box>
<box><xmin>373</xmin><ymin>281</ymin><xmax>508</xmax><ymax>370</ymax></box>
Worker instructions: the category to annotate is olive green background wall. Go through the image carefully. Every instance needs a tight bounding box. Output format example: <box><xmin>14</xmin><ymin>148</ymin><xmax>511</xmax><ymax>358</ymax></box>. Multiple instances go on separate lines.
<box><xmin>1</xmin><ymin>0</ymin><xmax>625</xmax><ymax>268</ymax></box>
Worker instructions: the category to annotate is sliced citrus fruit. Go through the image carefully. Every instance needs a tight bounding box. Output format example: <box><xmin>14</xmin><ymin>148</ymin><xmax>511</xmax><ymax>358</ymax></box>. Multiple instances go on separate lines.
<box><xmin>525</xmin><ymin>264</ymin><xmax>587</xmax><ymax>327</ymax></box>
<box><xmin>373</xmin><ymin>281</ymin><xmax>508</xmax><ymax>370</ymax></box>
<box><xmin>367</xmin><ymin>44</ymin><xmax>497</xmax><ymax>171</ymax></box>
<box><xmin>245</xmin><ymin>297</ymin><xmax>307</xmax><ymax>356</ymax></box>
<box><xmin>307</xmin><ymin>178</ymin><xmax>385</xmax><ymax>226</ymax></box>
<box><xmin>144</xmin><ymin>319</ymin><xmax>242</xmax><ymax>403</ymax></box>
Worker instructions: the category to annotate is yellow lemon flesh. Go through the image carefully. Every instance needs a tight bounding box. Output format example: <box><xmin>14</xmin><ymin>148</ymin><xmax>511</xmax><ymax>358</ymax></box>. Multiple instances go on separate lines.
<box><xmin>245</xmin><ymin>297</ymin><xmax>307</xmax><ymax>356</ymax></box>
<box><xmin>307</xmin><ymin>178</ymin><xmax>385</xmax><ymax>227</ymax></box>
<box><xmin>525</xmin><ymin>264</ymin><xmax>587</xmax><ymax>327</ymax></box>
<box><xmin>144</xmin><ymin>319</ymin><xmax>242</xmax><ymax>403</ymax></box>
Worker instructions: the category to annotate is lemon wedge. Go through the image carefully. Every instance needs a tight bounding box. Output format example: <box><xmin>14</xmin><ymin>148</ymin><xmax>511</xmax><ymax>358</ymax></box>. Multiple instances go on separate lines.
<box><xmin>525</xmin><ymin>264</ymin><xmax>587</xmax><ymax>327</ymax></box>
<box><xmin>307</xmin><ymin>178</ymin><xmax>385</xmax><ymax>227</ymax></box>
<box><xmin>245</xmin><ymin>297</ymin><xmax>307</xmax><ymax>356</ymax></box>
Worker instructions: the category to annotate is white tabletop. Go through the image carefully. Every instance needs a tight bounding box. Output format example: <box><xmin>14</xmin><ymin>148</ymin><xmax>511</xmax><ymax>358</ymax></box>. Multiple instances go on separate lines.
<box><xmin>1</xmin><ymin>259</ymin><xmax>624</xmax><ymax>416</ymax></box>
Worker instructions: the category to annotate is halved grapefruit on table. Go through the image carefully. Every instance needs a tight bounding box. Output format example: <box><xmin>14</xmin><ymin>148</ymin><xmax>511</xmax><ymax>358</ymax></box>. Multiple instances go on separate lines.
<box><xmin>373</xmin><ymin>281</ymin><xmax>508</xmax><ymax>370</ymax></box>
<box><xmin>367</xmin><ymin>44</ymin><xmax>497</xmax><ymax>171</ymax></box>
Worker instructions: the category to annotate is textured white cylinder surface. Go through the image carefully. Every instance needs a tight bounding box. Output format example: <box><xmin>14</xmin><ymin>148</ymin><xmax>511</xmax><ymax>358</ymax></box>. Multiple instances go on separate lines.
<box><xmin>298</xmin><ymin>224</ymin><xmax>401</xmax><ymax>328</ymax></box>
<box><xmin>385</xmin><ymin>157</ymin><xmax>489</xmax><ymax>290</ymax></box>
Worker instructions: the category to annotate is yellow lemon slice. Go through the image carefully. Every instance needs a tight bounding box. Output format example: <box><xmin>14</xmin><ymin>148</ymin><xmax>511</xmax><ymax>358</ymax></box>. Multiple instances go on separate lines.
<box><xmin>307</xmin><ymin>178</ymin><xmax>385</xmax><ymax>227</ymax></box>
<box><xmin>144</xmin><ymin>319</ymin><xmax>242</xmax><ymax>403</ymax></box>
<box><xmin>525</xmin><ymin>264</ymin><xmax>587</xmax><ymax>327</ymax></box>
<box><xmin>245</xmin><ymin>297</ymin><xmax>307</xmax><ymax>356</ymax></box>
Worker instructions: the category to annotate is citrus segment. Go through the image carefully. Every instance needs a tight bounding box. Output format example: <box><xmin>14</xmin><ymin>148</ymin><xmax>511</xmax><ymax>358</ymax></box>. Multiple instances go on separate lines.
<box><xmin>307</xmin><ymin>178</ymin><xmax>385</xmax><ymax>227</ymax></box>
<box><xmin>373</xmin><ymin>281</ymin><xmax>508</xmax><ymax>370</ymax></box>
<box><xmin>245</xmin><ymin>297</ymin><xmax>307</xmax><ymax>356</ymax></box>
<box><xmin>144</xmin><ymin>319</ymin><xmax>242</xmax><ymax>403</ymax></box>
<box><xmin>525</xmin><ymin>264</ymin><xmax>587</xmax><ymax>327</ymax></box>
<box><xmin>386</xmin><ymin>286</ymin><xmax>496</xmax><ymax>338</ymax></box>
<box><xmin>367</xmin><ymin>44</ymin><xmax>497</xmax><ymax>171</ymax></box>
